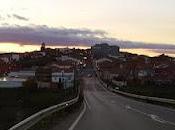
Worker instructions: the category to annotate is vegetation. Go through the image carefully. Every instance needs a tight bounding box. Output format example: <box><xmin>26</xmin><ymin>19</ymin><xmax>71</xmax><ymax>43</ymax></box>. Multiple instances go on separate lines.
<box><xmin>0</xmin><ymin>83</ymin><xmax>78</xmax><ymax>130</ymax></box>
<box><xmin>28</xmin><ymin>79</ymin><xmax>84</xmax><ymax>130</ymax></box>
<box><xmin>28</xmin><ymin>97</ymin><xmax>83</xmax><ymax>130</ymax></box>
<box><xmin>117</xmin><ymin>85</ymin><xmax>175</xmax><ymax>100</ymax></box>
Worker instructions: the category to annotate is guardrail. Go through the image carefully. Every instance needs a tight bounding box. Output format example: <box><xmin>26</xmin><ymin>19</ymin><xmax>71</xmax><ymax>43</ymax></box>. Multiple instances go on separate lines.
<box><xmin>110</xmin><ymin>89</ymin><xmax>175</xmax><ymax>105</ymax></box>
<box><xmin>93</xmin><ymin>66</ymin><xmax>175</xmax><ymax>105</ymax></box>
<box><xmin>9</xmin><ymin>89</ymin><xmax>80</xmax><ymax>130</ymax></box>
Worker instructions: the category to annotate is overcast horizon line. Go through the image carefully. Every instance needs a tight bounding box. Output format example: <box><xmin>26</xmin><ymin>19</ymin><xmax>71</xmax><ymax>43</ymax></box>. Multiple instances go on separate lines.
<box><xmin>0</xmin><ymin>25</ymin><xmax>175</xmax><ymax>50</ymax></box>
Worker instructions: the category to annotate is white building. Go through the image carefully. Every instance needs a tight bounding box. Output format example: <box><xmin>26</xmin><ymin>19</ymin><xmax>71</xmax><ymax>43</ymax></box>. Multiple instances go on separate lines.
<box><xmin>52</xmin><ymin>69</ymin><xmax>74</xmax><ymax>89</ymax></box>
<box><xmin>8</xmin><ymin>70</ymin><xmax>35</xmax><ymax>78</ymax></box>
<box><xmin>0</xmin><ymin>77</ymin><xmax>27</xmax><ymax>88</ymax></box>
<box><xmin>0</xmin><ymin>70</ymin><xmax>36</xmax><ymax>88</ymax></box>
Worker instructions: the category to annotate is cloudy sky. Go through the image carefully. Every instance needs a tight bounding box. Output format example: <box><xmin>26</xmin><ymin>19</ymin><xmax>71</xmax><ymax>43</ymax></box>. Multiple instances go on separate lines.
<box><xmin>0</xmin><ymin>0</ymin><xmax>175</xmax><ymax>55</ymax></box>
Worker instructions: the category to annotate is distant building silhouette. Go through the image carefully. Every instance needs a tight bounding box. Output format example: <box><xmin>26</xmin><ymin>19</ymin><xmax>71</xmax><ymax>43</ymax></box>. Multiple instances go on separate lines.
<box><xmin>41</xmin><ymin>42</ymin><xmax>46</xmax><ymax>51</ymax></box>
<box><xmin>91</xmin><ymin>43</ymin><xmax>120</xmax><ymax>59</ymax></box>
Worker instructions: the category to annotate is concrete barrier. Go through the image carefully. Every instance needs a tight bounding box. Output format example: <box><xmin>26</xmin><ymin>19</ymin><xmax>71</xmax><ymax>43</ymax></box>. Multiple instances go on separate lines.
<box><xmin>9</xmin><ymin>90</ymin><xmax>80</xmax><ymax>130</ymax></box>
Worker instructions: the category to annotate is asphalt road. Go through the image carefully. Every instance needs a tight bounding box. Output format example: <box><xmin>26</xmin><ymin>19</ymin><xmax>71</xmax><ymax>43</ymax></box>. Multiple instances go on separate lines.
<box><xmin>73</xmin><ymin>76</ymin><xmax>175</xmax><ymax>130</ymax></box>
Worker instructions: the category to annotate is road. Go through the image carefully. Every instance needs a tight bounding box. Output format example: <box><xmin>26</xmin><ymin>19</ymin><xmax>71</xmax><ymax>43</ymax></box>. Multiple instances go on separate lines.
<box><xmin>72</xmin><ymin>76</ymin><xmax>175</xmax><ymax>130</ymax></box>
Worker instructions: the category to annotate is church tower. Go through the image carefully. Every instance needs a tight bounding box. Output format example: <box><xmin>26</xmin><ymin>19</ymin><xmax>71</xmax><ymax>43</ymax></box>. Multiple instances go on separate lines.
<box><xmin>41</xmin><ymin>42</ymin><xmax>46</xmax><ymax>51</ymax></box>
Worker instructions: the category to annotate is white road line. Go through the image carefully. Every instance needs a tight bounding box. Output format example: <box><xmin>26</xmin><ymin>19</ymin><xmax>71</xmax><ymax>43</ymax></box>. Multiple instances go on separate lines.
<box><xmin>149</xmin><ymin>114</ymin><xmax>167</xmax><ymax>124</ymax></box>
<box><xmin>68</xmin><ymin>102</ymin><xmax>86</xmax><ymax>130</ymax></box>
<box><xmin>84</xmin><ymin>96</ymin><xmax>91</xmax><ymax>110</ymax></box>
<box><xmin>125</xmin><ymin>105</ymin><xmax>175</xmax><ymax>127</ymax></box>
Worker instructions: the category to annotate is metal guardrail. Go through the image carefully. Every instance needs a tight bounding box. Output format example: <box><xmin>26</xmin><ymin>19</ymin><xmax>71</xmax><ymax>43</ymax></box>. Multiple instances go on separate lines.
<box><xmin>9</xmin><ymin>89</ymin><xmax>80</xmax><ymax>130</ymax></box>
<box><xmin>93</xmin><ymin>65</ymin><xmax>175</xmax><ymax>105</ymax></box>
<box><xmin>111</xmin><ymin>89</ymin><xmax>175</xmax><ymax>105</ymax></box>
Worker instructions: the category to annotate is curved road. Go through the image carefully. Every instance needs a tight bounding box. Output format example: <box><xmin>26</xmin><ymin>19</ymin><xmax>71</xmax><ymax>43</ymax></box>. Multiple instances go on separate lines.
<box><xmin>73</xmin><ymin>77</ymin><xmax>175</xmax><ymax>130</ymax></box>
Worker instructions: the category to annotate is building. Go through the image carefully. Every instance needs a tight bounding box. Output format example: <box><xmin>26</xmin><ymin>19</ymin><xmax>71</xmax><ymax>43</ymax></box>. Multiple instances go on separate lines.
<box><xmin>35</xmin><ymin>66</ymin><xmax>52</xmax><ymax>88</ymax></box>
<box><xmin>41</xmin><ymin>42</ymin><xmax>46</xmax><ymax>51</ymax></box>
<box><xmin>0</xmin><ymin>69</ymin><xmax>36</xmax><ymax>88</ymax></box>
<box><xmin>57</xmin><ymin>56</ymin><xmax>80</xmax><ymax>65</ymax></box>
<box><xmin>91</xmin><ymin>43</ymin><xmax>120</xmax><ymax>59</ymax></box>
<box><xmin>0</xmin><ymin>77</ymin><xmax>27</xmax><ymax>88</ymax></box>
<box><xmin>0</xmin><ymin>59</ymin><xmax>8</xmax><ymax>75</ymax></box>
<box><xmin>52</xmin><ymin>67</ymin><xmax>74</xmax><ymax>89</ymax></box>
<box><xmin>0</xmin><ymin>53</ymin><xmax>20</xmax><ymax>63</ymax></box>
<box><xmin>8</xmin><ymin>70</ymin><xmax>35</xmax><ymax>78</ymax></box>
<box><xmin>35</xmin><ymin>62</ymin><xmax>75</xmax><ymax>89</ymax></box>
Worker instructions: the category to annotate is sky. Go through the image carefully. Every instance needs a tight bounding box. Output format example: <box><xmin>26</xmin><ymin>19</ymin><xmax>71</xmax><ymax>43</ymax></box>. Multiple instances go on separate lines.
<box><xmin>0</xmin><ymin>0</ymin><xmax>175</xmax><ymax>56</ymax></box>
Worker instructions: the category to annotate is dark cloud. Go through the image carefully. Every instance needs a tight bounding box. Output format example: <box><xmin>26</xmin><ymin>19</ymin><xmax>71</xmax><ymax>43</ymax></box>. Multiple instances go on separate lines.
<box><xmin>0</xmin><ymin>25</ymin><xmax>175</xmax><ymax>49</ymax></box>
<box><xmin>12</xmin><ymin>14</ymin><xmax>29</xmax><ymax>21</ymax></box>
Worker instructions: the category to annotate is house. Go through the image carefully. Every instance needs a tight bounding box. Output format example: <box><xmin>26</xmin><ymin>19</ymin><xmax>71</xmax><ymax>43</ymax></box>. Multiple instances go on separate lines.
<box><xmin>95</xmin><ymin>58</ymin><xmax>112</xmax><ymax>67</ymax></box>
<box><xmin>52</xmin><ymin>67</ymin><xmax>74</xmax><ymax>89</ymax></box>
<box><xmin>35</xmin><ymin>62</ymin><xmax>76</xmax><ymax>89</ymax></box>
<box><xmin>59</xmin><ymin>47</ymin><xmax>73</xmax><ymax>54</ymax></box>
<box><xmin>57</xmin><ymin>55</ymin><xmax>80</xmax><ymax>65</ymax></box>
<box><xmin>35</xmin><ymin>66</ymin><xmax>52</xmax><ymax>88</ymax></box>
<box><xmin>8</xmin><ymin>70</ymin><xmax>35</xmax><ymax>78</ymax></box>
<box><xmin>96</xmin><ymin>59</ymin><xmax>125</xmax><ymax>81</ymax></box>
<box><xmin>153</xmin><ymin>63</ymin><xmax>175</xmax><ymax>86</ymax></box>
<box><xmin>0</xmin><ymin>53</ymin><xmax>20</xmax><ymax>63</ymax></box>
<box><xmin>0</xmin><ymin>59</ymin><xmax>20</xmax><ymax>75</ymax></box>
<box><xmin>0</xmin><ymin>77</ymin><xmax>27</xmax><ymax>88</ymax></box>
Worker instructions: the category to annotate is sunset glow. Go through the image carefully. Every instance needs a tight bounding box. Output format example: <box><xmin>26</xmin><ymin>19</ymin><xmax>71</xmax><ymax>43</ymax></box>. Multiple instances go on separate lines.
<box><xmin>121</xmin><ymin>48</ymin><xmax>175</xmax><ymax>57</ymax></box>
<box><xmin>0</xmin><ymin>0</ymin><xmax>175</xmax><ymax>56</ymax></box>
<box><xmin>0</xmin><ymin>43</ymin><xmax>90</xmax><ymax>53</ymax></box>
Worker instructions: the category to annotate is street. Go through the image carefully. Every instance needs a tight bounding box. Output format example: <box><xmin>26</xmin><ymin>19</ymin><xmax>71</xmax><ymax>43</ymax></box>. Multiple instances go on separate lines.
<box><xmin>72</xmin><ymin>76</ymin><xmax>175</xmax><ymax>130</ymax></box>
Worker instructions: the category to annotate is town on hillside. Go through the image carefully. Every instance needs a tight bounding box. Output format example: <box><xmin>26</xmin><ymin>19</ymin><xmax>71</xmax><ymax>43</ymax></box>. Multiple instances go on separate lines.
<box><xmin>1</xmin><ymin>43</ymin><xmax>175</xmax><ymax>130</ymax></box>
<box><xmin>0</xmin><ymin>43</ymin><xmax>174</xmax><ymax>89</ymax></box>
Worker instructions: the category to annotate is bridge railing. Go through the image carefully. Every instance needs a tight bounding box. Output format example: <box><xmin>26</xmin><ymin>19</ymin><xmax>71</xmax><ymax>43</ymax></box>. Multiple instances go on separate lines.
<box><xmin>111</xmin><ymin>89</ymin><xmax>175</xmax><ymax>105</ymax></box>
<box><xmin>9</xmin><ymin>88</ymin><xmax>80</xmax><ymax>130</ymax></box>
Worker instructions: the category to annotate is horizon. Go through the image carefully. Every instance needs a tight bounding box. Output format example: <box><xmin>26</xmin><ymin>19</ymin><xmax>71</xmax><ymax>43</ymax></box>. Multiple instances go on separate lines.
<box><xmin>0</xmin><ymin>43</ymin><xmax>175</xmax><ymax>58</ymax></box>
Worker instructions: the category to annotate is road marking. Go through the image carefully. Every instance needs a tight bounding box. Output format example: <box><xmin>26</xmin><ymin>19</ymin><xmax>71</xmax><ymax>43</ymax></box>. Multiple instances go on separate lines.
<box><xmin>125</xmin><ymin>105</ymin><xmax>175</xmax><ymax>127</ymax></box>
<box><xmin>149</xmin><ymin>114</ymin><xmax>167</xmax><ymax>124</ymax></box>
<box><xmin>68</xmin><ymin>102</ymin><xmax>86</xmax><ymax>130</ymax></box>
<box><xmin>84</xmin><ymin>96</ymin><xmax>91</xmax><ymax>110</ymax></box>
